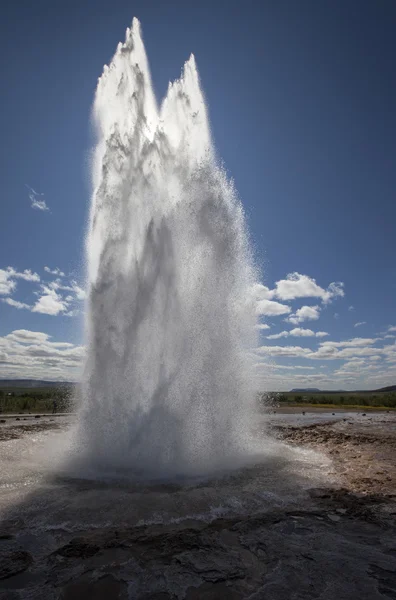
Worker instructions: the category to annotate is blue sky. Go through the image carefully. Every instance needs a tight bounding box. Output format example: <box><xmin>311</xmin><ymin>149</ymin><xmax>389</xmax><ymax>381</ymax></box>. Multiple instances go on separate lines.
<box><xmin>1</xmin><ymin>0</ymin><xmax>395</xmax><ymax>389</ymax></box>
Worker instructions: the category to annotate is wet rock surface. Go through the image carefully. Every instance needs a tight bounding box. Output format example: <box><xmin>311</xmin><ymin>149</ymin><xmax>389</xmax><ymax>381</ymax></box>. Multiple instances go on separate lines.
<box><xmin>1</xmin><ymin>505</ymin><xmax>395</xmax><ymax>599</ymax></box>
<box><xmin>0</xmin><ymin>413</ymin><xmax>395</xmax><ymax>599</ymax></box>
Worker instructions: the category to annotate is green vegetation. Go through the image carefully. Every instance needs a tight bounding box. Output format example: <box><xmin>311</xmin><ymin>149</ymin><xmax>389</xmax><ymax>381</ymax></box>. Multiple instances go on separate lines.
<box><xmin>262</xmin><ymin>391</ymin><xmax>396</xmax><ymax>409</ymax></box>
<box><xmin>0</xmin><ymin>385</ymin><xmax>74</xmax><ymax>414</ymax></box>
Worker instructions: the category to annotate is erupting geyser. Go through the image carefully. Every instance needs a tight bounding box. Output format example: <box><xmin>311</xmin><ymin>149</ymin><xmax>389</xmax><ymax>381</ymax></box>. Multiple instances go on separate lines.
<box><xmin>77</xmin><ymin>19</ymin><xmax>259</xmax><ymax>477</ymax></box>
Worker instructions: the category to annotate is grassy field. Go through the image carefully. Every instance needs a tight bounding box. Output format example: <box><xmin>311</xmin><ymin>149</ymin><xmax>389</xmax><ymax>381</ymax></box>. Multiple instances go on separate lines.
<box><xmin>0</xmin><ymin>386</ymin><xmax>74</xmax><ymax>414</ymax></box>
<box><xmin>1</xmin><ymin>384</ymin><xmax>396</xmax><ymax>413</ymax></box>
<box><xmin>263</xmin><ymin>391</ymin><xmax>396</xmax><ymax>409</ymax></box>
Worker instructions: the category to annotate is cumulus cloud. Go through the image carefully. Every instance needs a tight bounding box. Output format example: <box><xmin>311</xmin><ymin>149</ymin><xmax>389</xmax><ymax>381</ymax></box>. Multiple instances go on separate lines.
<box><xmin>256</xmin><ymin>323</ymin><xmax>270</xmax><ymax>330</ymax></box>
<box><xmin>0</xmin><ymin>265</ymin><xmax>83</xmax><ymax>316</ymax></box>
<box><xmin>354</xmin><ymin>322</ymin><xmax>366</xmax><ymax>328</ymax></box>
<box><xmin>44</xmin><ymin>266</ymin><xmax>65</xmax><ymax>277</ymax></box>
<box><xmin>72</xmin><ymin>284</ymin><xmax>86</xmax><ymax>301</ymax></box>
<box><xmin>256</xmin><ymin>345</ymin><xmax>312</xmax><ymax>358</ymax></box>
<box><xmin>8</xmin><ymin>268</ymin><xmax>40</xmax><ymax>283</ymax></box>
<box><xmin>254</xmin><ymin>332</ymin><xmax>393</xmax><ymax>390</ymax></box>
<box><xmin>387</xmin><ymin>325</ymin><xmax>396</xmax><ymax>333</ymax></box>
<box><xmin>289</xmin><ymin>328</ymin><xmax>328</xmax><ymax>337</ymax></box>
<box><xmin>267</xmin><ymin>328</ymin><xmax>329</xmax><ymax>340</ymax></box>
<box><xmin>47</xmin><ymin>278</ymin><xmax>86</xmax><ymax>301</ymax></box>
<box><xmin>1</xmin><ymin>298</ymin><xmax>30</xmax><ymax>310</ymax></box>
<box><xmin>266</xmin><ymin>331</ymin><xmax>289</xmax><ymax>340</ymax></box>
<box><xmin>0</xmin><ymin>269</ymin><xmax>16</xmax><ymax>296</ymax></box>
<box><xmin>6</xmin><ymin>330</ymin><xmax>50</xmax><ymax>344</ymax></box>
<box><xmin>32</xmin><ymin>288</ymin><xmax>68</xmax><ymax>316</ymax></box>
<box><xmin>257</xmin><ymin>343</ymin><xmax>383</xmax><ymax>361</ymax></box>
<box><xmin>26</xmin><ymin>184</ymin><xmax>49</xmax><ymax>211</ymax></box>
<box><xmin>256</xmin><ymin>298</ymin><xmax>291</xmax><ymax>316</ymax></box>
<box><xmin>320</xmin><ymin>337</ymin><xmax>378</xmax><ymax>348</ymax></box>
<box><xmin>334</xmin><ymin>358</ymin><xmax>379</xmax><ymax>376</ymax></box>
<box><xmin>256</xmin><ymin>336</ymin><xmax>383</xmax><ymax>363</ymax></box>
<box><xmin>251</xmin><ymin>284</ymin><xmax>275</xmax><ymax>301</ymax></box>
<box><xmin>251</xmin><ymin>272</ymin><xmax>344</xmax><ymax>322</ymax></box>
<box><xmin>0</xmin><ymin>267</ymin><xmax>40</xmax><ymax>296</ymax></box>
<box><xmin>286</xmin><ymin>305</ymin><xmax>321</xmax><ymax>325</ymax></box>
<box><xmin>273</xmin><ymin>273</ymin><xmax>344</xmax><ymax>303</ymax></box>
<box><xmin>0</xmin><ymin>329</ymin><xmax>84</xmax><ymax>380</ymax></box>
<box><xmin>273</xmin><ymin>365</ymin><xmax>315</xmax><ymax>371</ymax></box>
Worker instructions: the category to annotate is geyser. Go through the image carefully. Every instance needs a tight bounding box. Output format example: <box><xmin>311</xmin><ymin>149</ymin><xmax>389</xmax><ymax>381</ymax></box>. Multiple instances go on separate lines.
<box><xmin>77</xmin><ymin>18</ymin><xmax>259</xmax><ymax>477</ymax></box>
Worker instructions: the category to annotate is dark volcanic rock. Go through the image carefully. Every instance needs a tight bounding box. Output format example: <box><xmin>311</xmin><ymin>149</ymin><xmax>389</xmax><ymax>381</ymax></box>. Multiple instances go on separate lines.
<box><xmin>60</xmin><ymin>575</ymin><xmax>128</xmax><ymax>600</ymax></box>
<box><xmin>0</xmin><ymin>549</ymin><xmax>33</xmax><ymax>580</ymax></box>
<box><xmin>54</xmin><ymin>538</ymin><xmax>100</xmax><ymax>559</ymax></box>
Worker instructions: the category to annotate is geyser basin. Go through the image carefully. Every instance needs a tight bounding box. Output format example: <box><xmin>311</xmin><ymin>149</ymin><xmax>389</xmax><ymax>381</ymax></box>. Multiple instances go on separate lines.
<box><xmin>76</xmin><ymin>18</ymin><xmax>261</xmax><ymax>477</ymax></box>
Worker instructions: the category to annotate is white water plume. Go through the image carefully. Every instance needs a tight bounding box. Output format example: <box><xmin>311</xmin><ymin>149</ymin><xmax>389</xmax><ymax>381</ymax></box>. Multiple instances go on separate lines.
<box><xmin>77</xmin><ymin>18</ymin><xmax>260</xmax><ymax>477</ymax></box>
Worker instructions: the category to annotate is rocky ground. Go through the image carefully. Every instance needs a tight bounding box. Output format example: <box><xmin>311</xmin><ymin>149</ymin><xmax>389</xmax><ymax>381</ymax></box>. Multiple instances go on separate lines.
<box><xmin>274</xmin><ymin>414</ymin><xmax>396</xmax><ymax>497</ymax></box>
<box><xmin>0</xmin><ymin>413</ymin><xmax>395</xmax><ymax>599</ymax></box>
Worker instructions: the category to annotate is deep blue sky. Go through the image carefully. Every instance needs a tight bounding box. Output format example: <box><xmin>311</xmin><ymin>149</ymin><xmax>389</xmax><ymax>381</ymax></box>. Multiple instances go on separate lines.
<box><xmin>1</xmin><ymin>1</ymin><xmax>395</xmax><ymax>388</ymax></box>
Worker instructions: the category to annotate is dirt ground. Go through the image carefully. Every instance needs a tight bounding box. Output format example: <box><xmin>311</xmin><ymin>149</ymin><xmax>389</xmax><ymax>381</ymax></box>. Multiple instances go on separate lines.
<box><xmin>274</xmin><ymin>413</ymin><xmax>396</xmax><ymax>498</ymax></box>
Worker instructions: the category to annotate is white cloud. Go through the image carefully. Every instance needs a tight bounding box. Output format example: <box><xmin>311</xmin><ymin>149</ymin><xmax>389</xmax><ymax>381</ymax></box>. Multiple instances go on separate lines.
<box><xmin>0</xmin><ymin>267</ymin><xmax>84</xmax><ymax>315</ymax></box>
<box><xmin>254</xmin><ymin>332</ymin><xmax>393</xmax><ymax>389</ymax></box>
<box><xmin>256</xmin><ymin>323</ymin><xmax>270</xmax><ymax>330</ymax></box>
<box><xmin>47</xmin><ymin>278</ymin><xmax>86</xmax><ymax>301</ymax></box>
<box><xmin>0</xmin><ymin>329</ymin><xmax>85</xmax><ymax>381</ymax></box>
<box><xmin>26</xmin><ymin>184</ymin><xmax>49</xmax><ymax>211</ymax></box>
<box><xmin>267</xmin><ymin>328</ymin><xmax>329</xmax><ymax>340</ymax></box>
<box><xmin>387</xmin><ymin>325</ymin><xmax>396</xmax><ymax>333</ymax></box>
<box><xmin>251</xmin><ymin>284</ymin><xmax>275</xmax><ymax>301</ymax></box>
<box><xmin>1</xmin><ymin>298</ymin><xmax>30</xmax><ymax>310</ymax></box>
<box><xmin>6</xmin><ymin>330</ymin><xmax>50</xmax><ymax>344</ymax></box>
<box><xmin>72</xmin><ymin>283</ymin><xmax>86</xmax><ymax>300</ymax></box>
<box><xmin>273</xmin><ymin>365</ymin><xmax>315</xmax><ymax>371</ymax></box>
<box><xmin>383</xmin><ymin>343</ymin><xmax>396</xmax><ymax>363</ymax></box>
<box><xmin>0</xmin><ymin>267</ymin><xmax>40</xmax><ymax>296</ymax></box>
<box><xmin>64</xmin><ymin>309</ymin><xmax>81</xmax><ymax>318</ymax></box>
<box><xmin>256</xmin><ymin>345</ymin><xmax>312</xmax><ymax>358</ymax></box>
<box><xmin>32</xmin><ymin>288</ymin><xmax>68</xmax><ymax>316</ymax></box>
<box><xmin>348</xmin><ymin>306</ymin><xmax>355</xmax><ymax>311</ymax></box>
<box><xmin>44</xmin><ymin>266</ymin><xmax>65</xmax><ymax>277</ymax></box>
<box><xmin>334</xmin><ymin>358</ymin><xmax>380</xmax><ymax>377</ymax></box>
<box><xmin>256</xmin><ymin>336</ymin><xmax>383</xmax><ymax>363</ymax></box>
<box><xmin>0</xmin><ymin>269</ymin><xmax>16</xmax><ymax>296</ymax></box>
<box><xmin>266</xmin><ymin>331</ymin><xmax>289</xmax><ymax>340</ymax></box>
<box><xmin>286</xmin><ymin>328</ymin><xmax>315</xmax><ymax>337</ymax></box>
<box><xmin>334</xmin><ymin>313</ymin><xmax>339</xmax><ymax>319</ymax></box>
<box><xmin>256</xmin><ymin>298</ymin><xmax>291</xmax><ymax>316</ymax></box>
<box><xmin>289</xmin><ymin>328</ymin><xmax>328</xmax><ymax>337</ymax></box>
<box><xmin>320</xmin><ymin>337</ymin><xmax>377</xmax><ymax>348</ymax></box>
<box><xmin>286</xmin><ymin>305</ymin><xmax>320</xmax><ymax>325</ymax></box>
<box><xmin>354</xmin><ymin>321</ymin><xmax>366</xmax><ymax>328</ymax></box>
<box><xmin>273</xmin><ymin>273</ymin><xmax>344</xmax><ymax>303</ymax></box>
<box><xmin>8</xmin><ymin>268</ymin><xmax>40</xmax><ymax>282</ymax></box>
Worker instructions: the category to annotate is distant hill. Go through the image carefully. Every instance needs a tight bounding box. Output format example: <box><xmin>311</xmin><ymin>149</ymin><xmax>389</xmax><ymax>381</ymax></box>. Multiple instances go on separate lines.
<box><xmin>290</xmin><ymin>388</ymin><xmax>321</xmax><ymax>393</ymax></box>
<box><xmin>374</xmin><ymin>385</ymin><xmax>396</xmax><ymax>393</ymax></box>
<box><xmin>289</xmin><ymin>386</ymin><xmax>395</xmax><ymax>394</ymax></box>
<box><xmin>0</xmin><ymin>379</ymin><xmax>75</xmax><ymax>388</ymax></box>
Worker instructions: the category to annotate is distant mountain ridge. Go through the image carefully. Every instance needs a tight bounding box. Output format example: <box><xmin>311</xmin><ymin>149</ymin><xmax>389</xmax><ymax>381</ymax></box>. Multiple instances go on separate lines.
<box><xmin>291</xmin><ymin>388</ymin><xmax>321</xmax><ymax>393</ymax></box>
